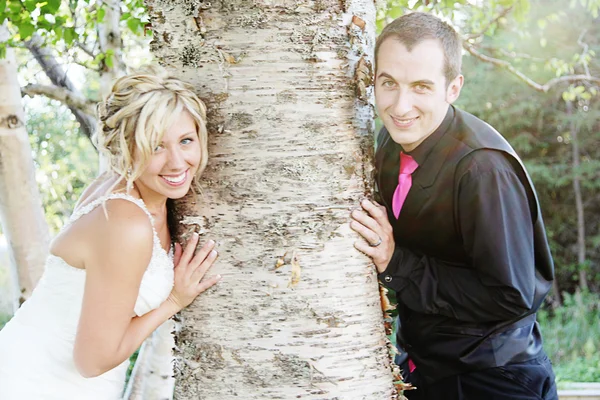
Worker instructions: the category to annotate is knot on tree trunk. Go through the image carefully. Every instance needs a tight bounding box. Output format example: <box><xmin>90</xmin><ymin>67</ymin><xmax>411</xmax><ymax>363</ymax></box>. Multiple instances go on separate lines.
<box><xmin>0</xmin><ymin>114</ymin><xmax>24</xmax><ymax>129</ymax></box>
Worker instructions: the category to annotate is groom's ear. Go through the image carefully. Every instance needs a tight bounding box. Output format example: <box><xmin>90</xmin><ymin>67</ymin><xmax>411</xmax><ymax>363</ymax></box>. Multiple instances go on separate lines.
<box><xmin>446</xmin><ymin>74</ymin><xmax>464</xmax><ymax>104</ymax></box>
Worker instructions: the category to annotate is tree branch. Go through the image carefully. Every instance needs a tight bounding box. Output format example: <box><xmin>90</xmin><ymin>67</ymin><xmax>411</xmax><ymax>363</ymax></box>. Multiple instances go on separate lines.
<box><xmin>21</xmin><ymin>84</ymin><xmax>97</xmax><ymax>116</ymax></box>
<box><xmin>462</xmin><ymin>42</ymin><xmax>600</xmax><ymax>92</ymax></box>
<box><xmin>24</xmin><ymin>33</ymin><xmax>98</xmax><ymax>140</ymax></box>
<box><xmin>577</xmin><ymin>29</ymin><xmax>591</xmax><ymax>77</ymax></box>
<box><xmin>75</xmin><ymin>40</ymin><xmax>97</xmax><ymax>58</ymax></box>
<box><xmin>465</xmin><ymin>6</ymin><xmax>514</xmax><ymax>40</ymax></box>
<box><xmin>479</xmin><ymin>45</ymin><xmax>546</xmax><ymax>63</ymax></box>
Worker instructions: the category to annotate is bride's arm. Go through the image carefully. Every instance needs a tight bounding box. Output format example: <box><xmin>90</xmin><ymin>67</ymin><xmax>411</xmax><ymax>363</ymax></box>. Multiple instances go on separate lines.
<box><xmin>72</xmin><ymin>200</ymin><xmax>219</xmax><ymax>378</ymax></box>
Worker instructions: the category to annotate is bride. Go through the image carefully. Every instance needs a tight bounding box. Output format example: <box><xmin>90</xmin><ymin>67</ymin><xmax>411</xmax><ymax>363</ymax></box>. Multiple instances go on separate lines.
<box><xmin>0</xmin><ymin>67</ymin><xmax>221</xmax><ymax>399</ymax></box>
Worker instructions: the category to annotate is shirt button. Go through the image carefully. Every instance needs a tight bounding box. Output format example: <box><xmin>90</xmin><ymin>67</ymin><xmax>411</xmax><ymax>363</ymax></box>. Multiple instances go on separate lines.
<box><xmin>384</xmin><ymin>275</ymin><xmax>392</xmax><ymax>283</ymax></box>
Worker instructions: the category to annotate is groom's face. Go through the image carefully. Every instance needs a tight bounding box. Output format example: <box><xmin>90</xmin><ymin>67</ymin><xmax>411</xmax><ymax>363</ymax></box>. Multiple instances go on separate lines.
<box><xmin>375</xmin><ymin>38</ymin><xmax>462</xmax><ymax>152</ymax></box>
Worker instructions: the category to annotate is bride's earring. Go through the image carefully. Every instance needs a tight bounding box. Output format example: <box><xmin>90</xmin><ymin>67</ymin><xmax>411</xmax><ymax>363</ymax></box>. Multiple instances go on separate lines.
<box><xmin>126</xmin><ymin>167</ymin><xmax>133</xmax><ymax>192</ymax></box>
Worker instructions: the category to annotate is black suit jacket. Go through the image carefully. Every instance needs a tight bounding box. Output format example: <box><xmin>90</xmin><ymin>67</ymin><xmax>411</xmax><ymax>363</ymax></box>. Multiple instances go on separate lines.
<box><xmin>375</xmin><ymin>106</ymin><xmax>554</xmax><ymax>383</ymax></box>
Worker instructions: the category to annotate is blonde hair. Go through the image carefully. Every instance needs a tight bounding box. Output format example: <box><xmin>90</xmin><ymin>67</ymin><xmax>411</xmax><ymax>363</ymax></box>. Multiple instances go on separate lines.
<box><xmin>93</xmin><ymin>65</ymin><xmax>208</xmax><ymax>194</ymax></box>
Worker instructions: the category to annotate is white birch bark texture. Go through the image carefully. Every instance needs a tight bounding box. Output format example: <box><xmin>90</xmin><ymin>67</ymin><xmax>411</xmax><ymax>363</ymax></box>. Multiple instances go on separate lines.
<box><xmin>124</xmin><ymin>319</ymin><xmax>178</xmax><ymax>400</ymax></box>
<box><xmin>146</xmin><ymin>1</ymin><xmax>395</xmax><ymax>398</ymax></box>
<box><xmin>98</xmin><ymin>0</ymin><xmax>127</xmax><ymax>173</ymax></box>
<box><xmin>0</xmin><ymin>26</ymin><xmax>50</xmax><ymax>309</ymax></box>
<box><xmin>98</xmin><ymin>0</ymin><xmax>127</xmax><ymax>93</ymax></box>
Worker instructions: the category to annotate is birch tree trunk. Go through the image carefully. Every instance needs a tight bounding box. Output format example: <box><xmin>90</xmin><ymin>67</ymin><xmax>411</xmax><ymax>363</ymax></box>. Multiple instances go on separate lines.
<box><xmin>98</xmin><ymin>0</ymin><xmax>127</xmax><ymax>94</ymax></box>
<box><xmin>146</xmin><ymin>1</ymin><xmax>395</xmax><ymax>398</ymax></box>
<box><xmin>97</xmin><ymin>0</ymin><xmax>127</xmax><ymax>173</ymax></box>
<box><xmin>124</xmin><ymin>320</ymin><xmax>178</xmax><ymax>400</ymax></box>
<box><xmin>0</xmin><ymin>25</ymin><xmax>50</xmax><ymax>310</ymax></box>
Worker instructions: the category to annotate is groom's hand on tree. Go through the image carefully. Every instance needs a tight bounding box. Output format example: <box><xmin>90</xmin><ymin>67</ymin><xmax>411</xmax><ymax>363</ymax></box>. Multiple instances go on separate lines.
<box><xmin>350</xmin><ymin>199</ymin><xmax>395</xmax><ymax>274</ymax></box>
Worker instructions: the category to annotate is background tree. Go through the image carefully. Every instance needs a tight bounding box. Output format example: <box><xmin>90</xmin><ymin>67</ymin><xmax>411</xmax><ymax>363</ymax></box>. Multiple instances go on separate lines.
<box><xmin>0</xmin><ymin>23</ymin><xmax>50</xmax><ymax>310</ymax></box>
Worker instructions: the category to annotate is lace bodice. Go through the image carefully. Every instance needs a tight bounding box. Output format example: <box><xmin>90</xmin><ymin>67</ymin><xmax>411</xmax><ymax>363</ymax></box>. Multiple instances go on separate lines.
<box><xmin>0</xmin><ymin>193</ymin><xmax>175</xmax><ymax>399</ymax></box>
<box><xmin>61</xmin><ymin>192</ymin><xmax>175</xmax><ymax>316</ymax></box>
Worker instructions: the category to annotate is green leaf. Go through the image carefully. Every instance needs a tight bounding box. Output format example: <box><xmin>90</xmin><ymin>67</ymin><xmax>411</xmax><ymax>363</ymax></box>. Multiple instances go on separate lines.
<box><xmin>8</xmin><ymin>2</ymin><xmax>24</xmax><ymax>14</ymax></box>
<box><xmin>37</xmin><ymin>18</ymin><xmax>53</xmax><ymax>31</ymax></box>
<box><xmin>388</xmin><ymin>6</ymin><xmax>404</xmax><ymax>19</ymax></box>
<box><xmin>24</xmin><ymin>0</ymin><xmax>38</xmax><ymax>12</ymax></box>
<box><xmin>18</xmin><ymin>21</ymin><xmax>36</xmax><ymax>40</ymax></box>
<box><xmin>126</xmin><ymin>17</ymin><xmax>140</xmax><ymax>33</ymax></box>
<box><xmin>104</xmin><ymin>52</ymin><xmax>114</xmax><ymax>68</ymax></box>
<box><xmin>562</xmin><ymin>91</ymin><xmax>576</xmax><ymax>102</ymax></box>
<box><xmin>97</xmin><ymin>6</ymin><xmax>106</xmax><ymax>23</ymax></box>
<box><xmin>41</xmin><ymin>0</ymin><xmax>61</xmax><ymax>14</ymax></box>
<box><xmin>63</xmin><ymin>27</ymin><xmax>76</xmax><ymax>44</ymax></box>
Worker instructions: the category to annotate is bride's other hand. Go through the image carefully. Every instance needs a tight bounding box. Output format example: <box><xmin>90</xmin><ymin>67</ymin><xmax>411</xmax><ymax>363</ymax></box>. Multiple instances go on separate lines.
<box><xmin>168</xmin><ymin>233</ymin><xmax>221</xmax><ymax>310</ymax></box>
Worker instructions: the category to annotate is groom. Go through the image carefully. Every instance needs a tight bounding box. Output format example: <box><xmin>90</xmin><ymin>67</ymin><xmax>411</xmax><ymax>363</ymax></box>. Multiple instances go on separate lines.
<box><xmin>350</xmin><ymin>12</ymin><xmax>558</xmax><ymax>400</ymax></box>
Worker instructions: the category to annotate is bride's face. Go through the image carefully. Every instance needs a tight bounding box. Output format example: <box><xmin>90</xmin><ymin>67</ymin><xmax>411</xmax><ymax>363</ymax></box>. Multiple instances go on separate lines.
<box><xmin>134</xmin><ymin>111</ymin><xmax>202</xmax><ymax>200</ymax></box>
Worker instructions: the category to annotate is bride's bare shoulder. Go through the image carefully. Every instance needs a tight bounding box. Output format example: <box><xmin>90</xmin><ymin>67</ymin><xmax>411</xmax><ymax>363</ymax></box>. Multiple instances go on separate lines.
<box><xmin>51</xmin><ymin>175</ymin><xmax>153</xmax><ymax>269</ymax></box>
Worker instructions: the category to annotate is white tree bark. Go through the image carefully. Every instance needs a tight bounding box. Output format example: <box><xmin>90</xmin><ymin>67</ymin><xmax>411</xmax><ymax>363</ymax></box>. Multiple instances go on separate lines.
<box><xmin>146</xmin><ymin>1</ymin><xmax>395</xmax><ymax>398</ymax></box>
<box><xmin>123</xmin><ymin>319</ymin><xmax>178</xmax><ymax>400</ymax></box>
<box><xmin>0</xmin><ymin>25</ymin><xmax>50</xmax><ymax>310</ymax></box>
<box><xmin>21</xmin><ymin>83</ymin><xmax>97</xmax><ymax>116</ymax></box>
<box><xmin>97</xmin><ymin>0</ymin><xmax>127</xmax><ymax>173</ymax></box>
<box><xmin>98</xmin><ymin>0</ymin><xmax>127</xmax><ymax>94</ymax></box>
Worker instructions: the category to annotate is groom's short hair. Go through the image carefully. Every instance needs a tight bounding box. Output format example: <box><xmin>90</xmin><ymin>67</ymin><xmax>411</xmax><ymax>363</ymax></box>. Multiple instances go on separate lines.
<box><xmin>375</xmin><ymin>12</ymin><xmax>462</xmax><ymax>85</ymax></box>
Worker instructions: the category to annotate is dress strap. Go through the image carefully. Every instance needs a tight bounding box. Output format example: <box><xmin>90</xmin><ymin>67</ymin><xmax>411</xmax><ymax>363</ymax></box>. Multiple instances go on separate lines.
<box><xmin>68</xmin><ymin>193</ymin><xmax>157</xmax><ymax>236</ymax></box>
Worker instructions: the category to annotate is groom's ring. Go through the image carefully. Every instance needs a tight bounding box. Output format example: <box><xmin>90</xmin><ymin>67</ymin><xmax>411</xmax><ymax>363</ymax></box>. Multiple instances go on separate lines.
<box><xmin>369</xmin><ymin>237</ymin><xmax>382</xmax><ymax>247</ymax></box>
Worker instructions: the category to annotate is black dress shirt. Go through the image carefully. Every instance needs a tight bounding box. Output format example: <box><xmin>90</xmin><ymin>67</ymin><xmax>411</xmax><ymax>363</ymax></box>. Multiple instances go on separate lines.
<box><xmin>375</xmin><ymin>105</ymin><xmax>554</xmax><ymax>382</ymax></box>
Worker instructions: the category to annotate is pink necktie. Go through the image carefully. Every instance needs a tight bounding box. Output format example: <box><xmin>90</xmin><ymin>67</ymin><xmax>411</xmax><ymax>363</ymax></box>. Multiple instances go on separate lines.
<box><xmin>392</xmin><ymin>152</ymin><xmax>418</xmax><ymax>219</ymax></box>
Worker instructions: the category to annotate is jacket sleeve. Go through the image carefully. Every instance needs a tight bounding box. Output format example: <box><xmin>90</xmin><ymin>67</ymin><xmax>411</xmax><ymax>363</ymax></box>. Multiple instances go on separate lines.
<box><xmin>379</xmin><ymin>150</ymin><xmax>537</xmax><ymax>323</ymax></box>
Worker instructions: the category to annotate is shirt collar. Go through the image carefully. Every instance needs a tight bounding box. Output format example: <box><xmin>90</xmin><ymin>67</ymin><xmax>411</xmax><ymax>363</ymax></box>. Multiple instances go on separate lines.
<box><xmin>405</xmin><ymin>105</ymin><xmax>455</xmax><ymax>166</ymax></box>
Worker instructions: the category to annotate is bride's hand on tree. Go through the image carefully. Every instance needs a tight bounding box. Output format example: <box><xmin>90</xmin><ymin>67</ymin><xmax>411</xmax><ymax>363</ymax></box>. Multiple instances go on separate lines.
<box><xmin>168</xmin><ymin>233</ymin><xmax>221</xmax><ymax>310</ymax></box>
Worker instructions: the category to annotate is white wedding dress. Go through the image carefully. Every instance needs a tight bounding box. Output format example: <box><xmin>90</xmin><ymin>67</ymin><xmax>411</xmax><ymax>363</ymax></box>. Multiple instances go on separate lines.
<box><xmin>0</xmin><ymin>193</ymin><xmax>174</xmax><ymax>399</ymax></box>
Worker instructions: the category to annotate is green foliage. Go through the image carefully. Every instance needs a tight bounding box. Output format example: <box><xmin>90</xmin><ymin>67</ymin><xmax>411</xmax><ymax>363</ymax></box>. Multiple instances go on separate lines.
<box><xmin>538</xmin><ymin>292</ymin><xmax>600</xmax><ymax>382</ymax></box>
<box><xmin>124</xmin><ymin>347</ymin><xmax>140</xmax><ymax>389</ymax></box>
<box><xmin>0</xmin><ymin>0</ymin><xmax>149</xmax><ymax>67</ymax></box>
<box><xmin>25</xmin><ymin>98</ymin><xmax>98</xmax><ymax>233</ymax></box>
<box><xmin>376</xmin><ymin>0</ymin><xmax>599</xmax><ymax>95</ymax></box>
